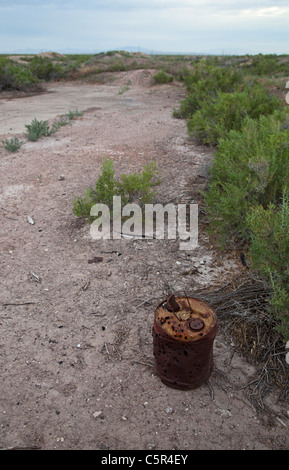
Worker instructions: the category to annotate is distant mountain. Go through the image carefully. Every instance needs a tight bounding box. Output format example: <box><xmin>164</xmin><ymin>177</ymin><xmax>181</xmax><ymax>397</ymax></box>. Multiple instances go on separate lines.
<box><xmin>2</xmin><ymin>46</ymin><xmax>202</xmax><ymax>56</ymax></box>
<box><xmin>2</xmin><ymin>45</ymin><xmax>256</xmax><ymax>56</ymax></box>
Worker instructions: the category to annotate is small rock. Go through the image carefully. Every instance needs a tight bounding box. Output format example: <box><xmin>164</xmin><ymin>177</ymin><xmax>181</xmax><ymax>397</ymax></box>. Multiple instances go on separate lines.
<box><xmin>218</xmin><ymin>408</ymin><xmax>232</xmax><ymax>418</ymax></box>
<box><xmin>58</xmin><ymin>174</ymin><xmax>65</xmax><ymax>180</ymax></box>
<box><xmin>164</xmin><ymin>406</ymin><xmax>174</xmax><ymax>414</ymax></box>
<box><xmin>93</xmin><ymin>411</ymin><xmax>103</xmax><ymax>418</ymax></box>
<box><xmin>27</xmin><ymin>215</ymin><xmax>34</xmax><ymax>225</ymax></box>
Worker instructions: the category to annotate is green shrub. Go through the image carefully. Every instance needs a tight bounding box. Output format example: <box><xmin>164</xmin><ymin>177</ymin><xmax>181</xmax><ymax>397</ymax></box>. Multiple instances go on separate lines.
<box><xmin>1</xmin><ymin>137</ymin><xmax>24</xmax><ymax>152</ymax></box>
<box><xmin>25</xmin><ymin>118</ymin><xmax>51</xmax><ymax>141</ymax></box>
<box><xmin>246</xmin><ymin>193</ymin><xmax>289</xmax><ymax>340</ymax></box>
<box><xmin>29</xmin><ymin>56</ymin><xmax>64</xmax><ymax>81</ymax></box>
<box><xmin>66</xmin><ymin>109</ymin><xmax>83</xmax><ymax>120</ymax></box>
<box><xmin>203</xmin><ymin>113</ymin><xmax>289</xmax><ymax>243</ymax></box>
<box><xmin>107</xmin><ymin>62</ymin><xmax>128</xmax><ymax>72</ymax></box>
<box><xmin>73</xmin><ymin>158</ymin><xmax>161</xmax><ymax>219</ymax></box>
<box><xmin>117</xmin><ymin>160</ymin><xmax>161</xmax><ymax>205</ymax></box>
<box><xmin>153</xmin><ymin>70</ymin><xmax>174</xmax><ymax>84</ymax></box>
<box><xmin>187</xmin><ymin>84</ymin><xmax>284</xmax><ymax>145</ymax></box>
<box><xmin>24</xmin><ymin>114</ymin><xmax>74</xmax><ymax>141</ymax></box>
<box><xmin>0</xmin><ymin>57</ymin><xmax>38</xmax><ymax>91</ymax></box>
<box><xmin>173</xmin><ymin>64</ymin><xmax>243</xmax><ymax>118</ymax></box>
<box><xmin>242</xmin><ymin>54</ymin><xmax>289</xmax><ymax>77</ymax></box>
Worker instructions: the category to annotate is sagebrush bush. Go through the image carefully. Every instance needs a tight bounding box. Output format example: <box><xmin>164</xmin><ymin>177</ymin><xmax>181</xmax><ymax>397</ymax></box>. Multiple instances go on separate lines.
<box><xmin>73</xmin><ymin>158</ymin><xmax>161</xmax><ymax>219</ymax></box>
<box><xmin>153</xmin><ymin>70</ymin><xmax>174</xmax><ymax>84</ymax></box>
<box><xmin>246</xmin><ymin>193</ymin><xmax>289</xmax><ymax>340</ymax></box>
<box><xmin>203</xmin><ymin>113</ymin><xmax>289</xmax><ymax>243</ymax></box>
<box><xmin>29</xmin><ymin>56</ymin><xmax>64</xmax><ymax>81</ymax></box>
<box><xmin>173</xmin><ymin>64</ymin><xmax>244</xmax><ymax>118</ymax></box>
<box><xmin>187</xmin><ymin>84</ymin><xmax>284</xmax><ymax>145</ymax></box>
<box><xmin>0</xmin><ymin>57</ymin><xmax>38</xmax><ymax>91</ymax></box>
<box><xmin>242</xmin><ymin>53</ymin><xmax>289</xmax><ymax>77</ymax></box>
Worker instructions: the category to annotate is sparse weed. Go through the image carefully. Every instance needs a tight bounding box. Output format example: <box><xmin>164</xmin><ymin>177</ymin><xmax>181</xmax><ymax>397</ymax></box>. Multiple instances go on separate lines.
<box><xmin>1</xmin><ymin>137</ymin><xmax>24</xmax><ymax>152</ymax></box>
<box><xmin>66</xmin><ymin>109</ymin><xmax>83</xmax><ymax>120</ymax></box>
<box><xmin>118</xmin><ymin>86</ymin><xmax>130</xmax><ymax>95</ymax></box>
<box><xmin>25</xmin><ymin>118</ymin><xmax>51</xmax><ymax>141</ymax></box>
<box><xmin>24</xmin><ymin>111</ymin><xmax>81</xmax><ymax>141</ymax></box>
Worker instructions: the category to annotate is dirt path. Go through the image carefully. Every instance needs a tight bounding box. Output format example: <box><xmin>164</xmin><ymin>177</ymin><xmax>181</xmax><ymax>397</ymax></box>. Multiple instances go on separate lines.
<box><xmin>0</xmin><ymin>71</ymin><xmax>288</xmax><ymax>450</ymax></box>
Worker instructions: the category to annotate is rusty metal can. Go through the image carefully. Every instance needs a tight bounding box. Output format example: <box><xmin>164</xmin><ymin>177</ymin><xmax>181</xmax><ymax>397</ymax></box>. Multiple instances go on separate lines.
<box><xmin>153</xmin><ymin>294</ymin><xmax>217</xmax><ymax>390</ymax></box>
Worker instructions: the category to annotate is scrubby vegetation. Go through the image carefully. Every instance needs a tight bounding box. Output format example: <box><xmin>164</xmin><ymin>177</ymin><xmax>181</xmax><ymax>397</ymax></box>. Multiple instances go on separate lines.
<box><xmin>73</xmin><ymin>158</ymin><xmax>161</xmax><ymax>220</ymax></box>
<box><xmin>0</xmin><ymin>53</ymin><xmax>90</xmax><ymax>91</ymax></box>
<box><xmin>1</xmin><ymin>137</ymin><xmax>24</xmax><ymax>152</ymax></box>
<box><xmin>174</xmin><ymin>54</ymin><xmax>289</xmax><ymax>341</ymax></box>
<box><xmin>153</xmin><ymin>70</ymin><xmax>173</xmax><ymax>84</ymax></box>
<box><xmin>0</xmin><ymin>56</ymin><xmax>39</xmax><ymax>91</ymax></box>
<box><xmin>24</xmin><ymin>110</ymin><xmax>83</xmax><ymax>141</ymax></box>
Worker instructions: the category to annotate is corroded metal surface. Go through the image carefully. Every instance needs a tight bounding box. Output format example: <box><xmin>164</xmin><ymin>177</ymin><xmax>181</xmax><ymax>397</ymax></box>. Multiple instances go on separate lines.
<box><xmin>153</xmin><ymin>295</ymin><xmax>217</xmax><ymax>390</ymax></box>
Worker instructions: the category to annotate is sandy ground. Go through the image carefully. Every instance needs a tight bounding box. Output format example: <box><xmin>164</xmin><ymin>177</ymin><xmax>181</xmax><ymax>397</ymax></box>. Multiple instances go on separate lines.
<box><xmin>0</xmin><ymin>70</ymin><xmax>288</xmax><ymax>450</ymax></box>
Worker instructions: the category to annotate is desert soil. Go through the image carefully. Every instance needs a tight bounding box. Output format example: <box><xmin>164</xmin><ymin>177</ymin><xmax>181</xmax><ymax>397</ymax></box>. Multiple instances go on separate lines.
<box><xmin>0</xmin><ymin>70</ymin><xmax>288</xmax><ymax>450</ymax></box>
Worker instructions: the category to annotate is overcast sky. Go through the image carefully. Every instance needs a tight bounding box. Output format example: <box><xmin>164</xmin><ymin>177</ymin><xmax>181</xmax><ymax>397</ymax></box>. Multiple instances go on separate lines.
<box><xmin>1</xmin><ymin>0</ymin><xmax>289</xmax><ymax>55</ymax></box>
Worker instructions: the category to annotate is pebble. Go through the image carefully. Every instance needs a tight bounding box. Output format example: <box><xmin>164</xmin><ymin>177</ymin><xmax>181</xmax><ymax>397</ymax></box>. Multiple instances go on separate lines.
<box><xmin>165</xmin><ymin>406</ymin><xmax>174</xmax><ymax>414</ymax></box>
<box><xmin>93</xmin><ymin>411</ymin><xmax>103</xmax><ymax>418</ymax></box>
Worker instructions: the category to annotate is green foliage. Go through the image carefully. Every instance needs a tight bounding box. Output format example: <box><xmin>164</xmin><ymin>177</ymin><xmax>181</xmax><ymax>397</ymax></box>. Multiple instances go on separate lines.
<box><xmin>242</xmin><ymin>54</ymin><xmax>289</xmax><ymax>77</ymax></box>
<box><xmin>187</xmin><ymin>84</ymin><xmax>284</xmax><ymax>145</ymax></box>
<box><xmin>0</xmin><ymin>57</ymin><xmax>38</xmax><ymax>91</ymax></box>
<box><xmin>117</xmin><ymin>160</ymin><xmax>161</xmax><ymax>205</ymax></box>
<box><xmin>24</xmin><ymin>111</ymin><xmax>81</xmax><ymax>141</ymax></box>
<box><xmin>73</xmin><ymin>158</ymin><xmax>161</xmax><ymax>219</ymax></box>
<box><xmin>29</xmin><ymin>56</ymin><xmax>64</xmax><ymax>81</ymax></box>
<box><xmin>66</xmin><ymin>109</ymin><xmax>83</xmax><ymax>120</ymax></box>
<box><xmin>181</xmin><ymin>60</ymin><xmax>289</xmax><ymax>341</ymax></box>
<box><xmin>246</xmin><ymin>193</ymin><xmax>289</xmax><ymax>339</ymax></box>
<box><xmin>25</xmin><ymin>118</ymin><xmax>51</xmax><ymax>141</ymax></box>
<box><xmin>1</xmin><ymin>137</ymin><xmax>24</xmax><ymax>152</ymax></box>
<box><xmin>203</xmin><ymin>113</ymin><xmax>289</xmax><ymax>243</ymax></box>
<box><xmin>153</xmin><ymin>70</ymin><xmax>174</xmax><ymax>84</ymax></box>
<box><xmin>173</xmin><ymin>64</ymin><xmax>243</xmax><ymax>118</ymax></box>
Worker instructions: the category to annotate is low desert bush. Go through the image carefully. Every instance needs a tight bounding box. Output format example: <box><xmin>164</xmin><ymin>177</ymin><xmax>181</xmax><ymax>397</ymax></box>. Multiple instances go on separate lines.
<box><xmin>28</xmin><ymin>56</ymin><xmax>64</xmax><ymax>81</ymax></box>
<box><xmin>187</xmin><ymin>84</ymin><xmax>284</xmax><ymax>145</ymax></box>
<box><xmin>1</xmin><ymin>137</ymin><xmax>24</xmax><ymax>152</ymax></box>
<box><xmin>203</xmin><ymin>113</ymin><xmax>289</xmax><ymax>243</ymax></box>
<box><xmin>173</xmin><ymin>64</ymin><xmax>243</xmax><ymax>118</ymax></box>
<box><xmin>24</xmin><ymin>111</ymin><xmax>81</xmax><ymax>141</ymax></box>
<box><xmin>246</xmin><ymin>193</ymin><xmax>289</xmax><ymax>340</ymax></box>
<box><xmin>25</xmin><ymin>118</ymin><xmax>52</xmax><ymax>141</ymax></box>
<box><xmin>153</xmin><ymin>70</ymin><xmax>174</xmax><ymax>84</ymax></box>
<box><xmin>73</xmin><ymin>158</ymin><xmax>161</xmax><ymax>219</ymax></box>
<box><xmin>243</xmin><ymin>53</ymin><xmax>289</xmax><ymax>77</ymax></box>
<box><xmin>0</xmin><ymin>57</ymin><xmax>38</xmax><ymax>91</ymax></box>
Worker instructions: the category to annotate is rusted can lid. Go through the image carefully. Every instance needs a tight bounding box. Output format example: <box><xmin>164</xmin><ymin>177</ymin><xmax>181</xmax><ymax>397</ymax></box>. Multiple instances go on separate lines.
<box><xmin>154</xmin><ymin>294</ymin><xmax>217</xmax><ymax>342</ymax></box>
